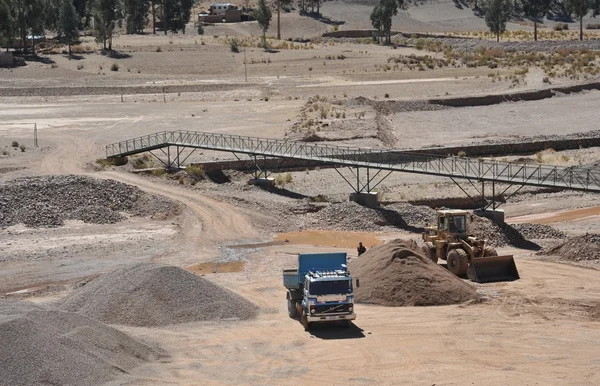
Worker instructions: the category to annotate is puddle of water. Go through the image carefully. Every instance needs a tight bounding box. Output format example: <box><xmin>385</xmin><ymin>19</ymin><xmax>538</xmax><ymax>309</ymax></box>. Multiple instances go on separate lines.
<box><xmin>186</xmin><ymin>261</ymin><xmax>245</xmax><ymax>275</ymax></box>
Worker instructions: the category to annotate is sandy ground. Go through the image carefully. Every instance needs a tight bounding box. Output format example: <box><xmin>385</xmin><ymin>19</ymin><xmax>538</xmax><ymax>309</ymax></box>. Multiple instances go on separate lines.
<box><xmin>2</xmin><ymin>8</ymin><xmax>600</xmax><ymax>384</ymax></box>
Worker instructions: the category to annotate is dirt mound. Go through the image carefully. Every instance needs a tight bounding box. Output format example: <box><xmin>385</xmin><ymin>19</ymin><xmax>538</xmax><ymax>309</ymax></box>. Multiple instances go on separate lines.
<box><xmin>538</xmin><ymin>233</ymin><xmax>600</xmax><ymax>262</ymax></box>
<box><xmin>0</xmin><ymin>175</ymin><xmax>179</xmax><ymax>228</ymax></box>
<box><xmin>348</xmin><ymin>239</ymin><xmax>479</xmax><ymax>306</ymax></box>
<box><xmin>57</xmin><ymin>263</ymin><xmax>259</xmax><ymax>326</ymax></box>
<box><xmin>0</xmin><ymin>300</ymin><xmax>164</xmax><ymax>386</ymax></box>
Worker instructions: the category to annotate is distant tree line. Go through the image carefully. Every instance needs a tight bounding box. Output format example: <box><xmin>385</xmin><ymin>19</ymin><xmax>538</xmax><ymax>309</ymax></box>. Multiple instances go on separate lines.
<box><xmin>0</xmin><ymin>0</ymin><xmax>194</xmax><ymax>53</ymax></box>
<box><xmin>368</xmin><ymin>0</ymin><xmax>600</xmax><ymax>42</ymax></box>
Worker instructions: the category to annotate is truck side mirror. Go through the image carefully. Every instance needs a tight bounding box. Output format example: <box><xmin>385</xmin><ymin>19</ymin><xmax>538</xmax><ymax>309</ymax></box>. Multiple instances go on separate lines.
<box><xmin>356</xmin><ymin>278</ymin><xmax>360</xmax><ymax>288</ymax></box>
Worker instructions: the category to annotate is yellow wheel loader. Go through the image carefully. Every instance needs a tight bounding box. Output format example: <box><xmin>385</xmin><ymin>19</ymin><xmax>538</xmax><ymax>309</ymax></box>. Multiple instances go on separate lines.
<box><xmin>421</xmin><ymin>209</ymin><xmax>519</xmax><ymax>283</ymax></box>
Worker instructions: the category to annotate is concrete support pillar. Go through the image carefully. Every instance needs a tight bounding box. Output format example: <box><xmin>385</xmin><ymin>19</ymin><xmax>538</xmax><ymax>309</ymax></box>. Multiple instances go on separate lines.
<box><xmin>349</xmin><ymin>192</ymin><xmax>379</xmax><ymax>208</ymax></box>
<box><xmin>248</xmin><ymin>177</ymin><xmax>275</xmax><ymax>187</ymax></box>
<box><xmin>474</xmin><ymin>209</ymin><xmax>505</xmax><ymax>223</ymax></box>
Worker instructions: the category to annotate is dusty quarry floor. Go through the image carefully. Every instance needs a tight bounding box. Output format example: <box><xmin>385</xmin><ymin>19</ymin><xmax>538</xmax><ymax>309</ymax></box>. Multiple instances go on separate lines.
<box><xmin>2</xmin><ymin>14</ymin><xmax>600</xmax><ymax>385</ymax></box>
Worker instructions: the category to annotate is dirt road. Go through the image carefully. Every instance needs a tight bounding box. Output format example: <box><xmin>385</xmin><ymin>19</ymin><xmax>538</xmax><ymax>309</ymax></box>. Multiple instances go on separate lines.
<box><xmin>116</xmin><ymin>245</ymin><xmax>600</xmax><ymax>386</ymax></box>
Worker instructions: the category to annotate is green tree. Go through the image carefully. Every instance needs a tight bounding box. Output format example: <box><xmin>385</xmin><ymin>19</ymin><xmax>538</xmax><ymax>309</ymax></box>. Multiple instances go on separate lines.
<box><xmin>13</xmin><ymin>0</ymin><xmax>47</xmax><ymax>53</ymax></box>
<box><xmin>370</xmin><ymin>5</ymin><xmax>384</xmax><ymax>43</ymax></box>
<box><xmin>564</xmin><ymin>0</ymin><xmax>596</xmax><ymax>40</ymax></box>
<box><xmin>0</xmin><ymin>0</ymin><xmax>17</xmax><ymax>51</ymax></box>
<box><xmin>124</xmin><ymin>0</ymin><xmax>149</xmax><ymax>34</ymax></box>
<box><xmin>484</xmin><ymin>0</ymin><xmax>513</xmax><ymax>42</ymax></box>
<box><xmin>59</xmin><ymin>0</ymin><xmax>79</xmax><ymax>54</ymax></box>
<box><xmin>91</xmin><ymin>0</ymin><xmax>123</xmax><ymax>50</ymax></box>
<box><xmin>254</xmin><ymin>0</ymin><xmax>272</xmax><ymax>47</ymax></box>
<box><xmin>522</xmin><ymin>0</ymin><xmax>552</xmax><ymax>41</ymax></box>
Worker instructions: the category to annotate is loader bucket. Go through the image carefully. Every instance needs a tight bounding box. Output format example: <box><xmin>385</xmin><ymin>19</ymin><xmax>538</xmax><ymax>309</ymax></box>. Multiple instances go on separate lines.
<box><xmin>467</xmin><ymin>255</ymin><xmax>519</xmax><ymax>283</ymax></box>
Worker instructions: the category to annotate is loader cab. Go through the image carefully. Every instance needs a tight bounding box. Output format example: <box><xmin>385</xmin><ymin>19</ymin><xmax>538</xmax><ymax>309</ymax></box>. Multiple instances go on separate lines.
<box><xmin>437</xmin><ymin>210</ymin><xmax>468</xmax><ymax>238</ymax></box>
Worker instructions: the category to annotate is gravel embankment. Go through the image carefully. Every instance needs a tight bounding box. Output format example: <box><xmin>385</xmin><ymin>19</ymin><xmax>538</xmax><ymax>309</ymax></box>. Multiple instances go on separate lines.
<box><xmin>0</xmin><ymin>175</ymin><xmax>179</xmax><ymax>228</ymax></box>
<box><xmin>57</xmin><ymin>262</ymin><xmax>259</xmax><ymax>327</ymax></box>
<box><xmin>538</xmin><ymin>233</ymin><xmax>600</xmax><ymax>262</ymax></box>
<box><xmin>0</xmin><ymin>300</ymin><xmax>165</xmax><ymax>386</ymax></box>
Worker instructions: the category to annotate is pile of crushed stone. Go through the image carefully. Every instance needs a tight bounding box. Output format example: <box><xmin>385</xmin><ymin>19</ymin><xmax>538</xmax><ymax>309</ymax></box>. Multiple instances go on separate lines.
<box><xmin>510</xmin><ymin>223</ymin><xmax>566</xmax><ymax>240</ymax></box>
<box><xmin>0</xmin><ymin>300</ymin><xmax>164</xmax><ymax>386</ymax></box>
<box><xmin>57</xmin><ymin>263</ymin><xmax>259</xmax><ymax>327</ymax></box>
<box><xmin>537</xmin><ymin>233</ymin><xmax>600</xmax><ymax>262</ymax></box>
<box><xmin>348</xmin><ymin>239</ymin><xmax>479</xmax><ymax>306</ymax></box>
<box><xmin>469</xmin><ymin>216</ymin><xmax>538</xmax><ymax>249</ymax></box>
<box><xmin>306</xmin><ymin>201</ymin><xmax>427</xmax><ymax>232</ymax></box>
<box><xmin>0</xmin><ymin>175</ymin><xmax>178</xmax><ymax>228</ymax></box>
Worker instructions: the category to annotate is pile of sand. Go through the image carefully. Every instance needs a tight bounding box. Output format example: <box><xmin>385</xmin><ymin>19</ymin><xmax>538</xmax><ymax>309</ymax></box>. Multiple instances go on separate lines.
<box><xmin>348</xmin><ymin>239</ymin><xmax>479</xmax><ymax>306</ymax></box>
<box><xmin>538</xmin><ymin>233</ymin><xmax>600</xmax><ymax>262</ymax></box>
<box><xmin>0</xmin><ymin>300</ymin><xmax>163</xmax><ymax>386</ymax></box>
<box><xmin>57</xmin><ymin>263</ymin><xmax>259</xmax><ymax>327</ymax></box>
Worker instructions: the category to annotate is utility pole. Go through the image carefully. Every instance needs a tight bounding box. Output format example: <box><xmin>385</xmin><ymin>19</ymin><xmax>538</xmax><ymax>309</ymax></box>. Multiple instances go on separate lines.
<box><xmin>34</xmin><ymin>123</ymin><xmax>38</xmax><ymax>147</ymax></box>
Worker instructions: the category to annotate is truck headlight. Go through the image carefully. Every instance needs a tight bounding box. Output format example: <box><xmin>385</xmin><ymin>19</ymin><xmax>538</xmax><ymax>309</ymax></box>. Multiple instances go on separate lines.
<box><xmin>348</xmin><ymin>306</ymin><xmax>353</xmax><ymax>312</ymax></box>
<box><xmin>310</xmin><ymin>308</ymin><xmax>315</xmax><ymax>314</ymax></box>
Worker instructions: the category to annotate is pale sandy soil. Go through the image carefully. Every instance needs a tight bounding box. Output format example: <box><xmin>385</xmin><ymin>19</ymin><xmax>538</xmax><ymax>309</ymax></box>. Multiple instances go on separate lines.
<box><xmin>1</xmin><ymin>9</ymin><xmax>600</xmax><ymax>384</ymax></box>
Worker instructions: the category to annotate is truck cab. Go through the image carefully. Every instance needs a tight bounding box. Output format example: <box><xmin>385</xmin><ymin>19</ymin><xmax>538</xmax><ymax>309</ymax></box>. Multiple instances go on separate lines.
<box><xmin>283</xmin><ymin>253</ymin><xmax>356</xmax><ymax>328</ymax></box>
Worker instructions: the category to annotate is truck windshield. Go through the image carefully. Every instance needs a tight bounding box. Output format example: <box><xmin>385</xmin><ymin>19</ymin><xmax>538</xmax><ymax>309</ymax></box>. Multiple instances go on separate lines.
<box><xmin>310</xmin><ymin>280</ymin><xmax>352</xmax><ymax>295</ymax></box>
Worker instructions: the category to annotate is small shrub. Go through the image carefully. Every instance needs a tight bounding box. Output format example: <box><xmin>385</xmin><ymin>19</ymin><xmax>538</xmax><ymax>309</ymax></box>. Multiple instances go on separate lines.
<box><xmin>554</xmin><ymin>23</ymin><xmax>568</xmax><ymax>31</ymax></box>
<box><xmin>1</xmin><ymin>150</ymin><xmax>9</xmax><ymax>156</ymax></box>
<box><xmin>156</xmin><ymin>46</ymin><xmax>162</xmax><ymax>52</ymax></box>
<box><xmin>77</xmin><ymin>63</ymin><xmax>84</xmax><ymax>70</ymax></box>
<box><xmin>457</xmin><ymin>150</ymin><xmax>466</xmax><ymax>157</ymax></box>
<box><xmin>535</xmin><ymin>151</ymin><xmax>544</xmax><ymax>163</ymax></box>
<box><xmin>197</xmin><ymin>23</ymin><xmax>204</xmax><ymax>35</ymax></box>
<box><xmin>313</xmin><ymin>194</ymin><xmax>328</xmax><ymax>202</ymax></box>
<box><xmin>264</xmin><ymin>96</ymin><xmax>269</xmax><ymax>101</ymax></box>
<box><xmin>19</xmin><ymin>144</ymin><xmax>26</xmax><ymax>152</ymax></box>
<box><xmin>11</xmin><ymin>141</ymin><xmax>19</xmax><ymax>148</ymax></box>
<box><xmin>186</xmin><ymin>164</ymin><xmax>206</xmax><ymax>179</ymax></box>
<box><xmin>111</xmin><ymin>63</ymin><xmax>119</xmax><ymax>71</ymax></box>
<box><xmin>50</xmin><ymin>63</ymin><xmax>58</xmax><ymax>69</ymax></box>
<box><xmin>230</xmin><ymin>38</ymin><xmax>239</xmax><ymax>53</ymax></box>
<box><xmin>384</xmin><ymin>93</ymin><xmax>390</xmax><ymax>98</ymax></box>
<box><xmin>284</xmin><ymin>172</ymin><xmax>293</xmax><ymax>183</ymax></box>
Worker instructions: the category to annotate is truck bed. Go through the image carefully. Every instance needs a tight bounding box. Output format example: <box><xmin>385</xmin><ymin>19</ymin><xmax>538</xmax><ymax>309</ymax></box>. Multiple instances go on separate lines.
<box><xmin>283</xmin><ymin>268</ymin><xmax>299</xmax><ymax>289</ymax></box>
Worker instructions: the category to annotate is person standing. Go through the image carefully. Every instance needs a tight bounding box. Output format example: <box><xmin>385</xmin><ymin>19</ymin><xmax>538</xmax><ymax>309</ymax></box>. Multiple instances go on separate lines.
<box><xmin>357</xmin><ymin>242</ymin><xmax>366</xmax><ymax>256</ymax></box>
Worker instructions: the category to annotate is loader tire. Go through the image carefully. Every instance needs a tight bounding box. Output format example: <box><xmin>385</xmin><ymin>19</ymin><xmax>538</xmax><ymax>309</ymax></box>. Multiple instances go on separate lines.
<box><xmin>447</xmin><ymin>248</ymin><xmax>468</xmax><ymax>277</ymax></box>
<box><xmin>421</xmin><ymin>243</ymin><xmax>438</xmax><ymax>264</ymax></box>
<box><xmin>483</xmin><ymin>246</ymin><xmax>498</xmax><ymax>257</ymax></box>
<box><xmin>301</xmin><ymin>309</ymin><xmax>310</xmax><ymax>330</ymax></box>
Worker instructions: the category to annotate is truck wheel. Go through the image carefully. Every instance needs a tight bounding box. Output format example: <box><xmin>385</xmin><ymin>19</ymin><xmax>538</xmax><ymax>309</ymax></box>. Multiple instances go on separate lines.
<box><xmin>287</xmin><ymin>298</ymin><xmax>298</xmax><ymax>319</ymax></box>
<box><xmin>446</xmin><ymin>249</ymin><xmax>468</xmax><ymax>277</ymax></box>
<box><xmin>421</xmin><ymin>243</ymin><xmax>438</xmax><ymax>264</ymax></box>
<box><xmin>301</xmin><ymin>309</ymin><xmax>310</xmax><ymax>330</ymax></box>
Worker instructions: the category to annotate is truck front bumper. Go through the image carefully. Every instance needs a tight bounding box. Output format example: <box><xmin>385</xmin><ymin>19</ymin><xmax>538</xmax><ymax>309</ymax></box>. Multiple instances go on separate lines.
<box><xmin>307</xmin><ymin>313</ymin><xmax>356</xmax><ymax>323</ymax></box>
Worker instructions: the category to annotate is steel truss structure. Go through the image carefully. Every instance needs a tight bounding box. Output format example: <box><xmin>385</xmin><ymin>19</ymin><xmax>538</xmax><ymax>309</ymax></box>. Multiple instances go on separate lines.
<box><xmin>106</xmin><ymin>130</ymin><xmax>600</xmax><ymax>197</ymax></box>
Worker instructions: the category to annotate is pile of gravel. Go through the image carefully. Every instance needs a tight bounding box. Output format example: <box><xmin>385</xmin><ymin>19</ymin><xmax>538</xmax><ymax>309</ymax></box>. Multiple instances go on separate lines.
<box><xmin>510</xmin><ymin>223</ymin><xmax>566</xmax><ymax>240</ymax></box>
<box><xmin>538</xmin><ymin>233</ymin><xmax>600</xmax><ymax>262</ymax></box>
<box><xmin>0</xmin><ymin>175</ymin><xmax>178</xmax><ymax>228</ymax></box>
<box><xmin>57</xmin><ymin>263</ymin><xmax>259</xmax><ymax>327</ymax></box>
<box><xmin>469</xmin><ymin>216</ymin><xmax>537</xmax><ymax>249</ymax></box>
<box><xmin>348</xmin><ymin>239</ymin><xmax>479</xmax><ymax>306</ymax></box>
<box><xmin>306</xmin><ymin>201</ymin><xmax>407</xmax><ymax>231</ymax></box>
<box><xmin>386</xmin><ymin>202</ymin><xmax>436</xmax><ymax>227</ymax></box>
<box><xmin>0</xmin><ymin>300</ymin><xmax>164</xmax><ymax>386</ymax></box>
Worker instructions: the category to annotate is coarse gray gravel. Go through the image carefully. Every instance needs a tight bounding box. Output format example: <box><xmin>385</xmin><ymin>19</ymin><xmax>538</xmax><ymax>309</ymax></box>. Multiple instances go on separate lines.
<box><xmin>0</xmin><ymin>175</ymin><xmax>179</xmax><ymax>228</ymax></box>
<box><xmin>0</xmin><ymin>300</ymin><xmax>165</xmax><ymax>386</ymax></box>
<box><xmin>510</xmin><ymin>223</ymin><xmax>566</xmax><ymax>240</ymax></box>
<box><xmin>56</xmin><ymin>262</ymin><xmax>259</xmax><ymax>327</ymax></box>
<box><xmin>538</xmin><ymin>233</ymin><xmax>600</xmax><ymax>262</ymax></box>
